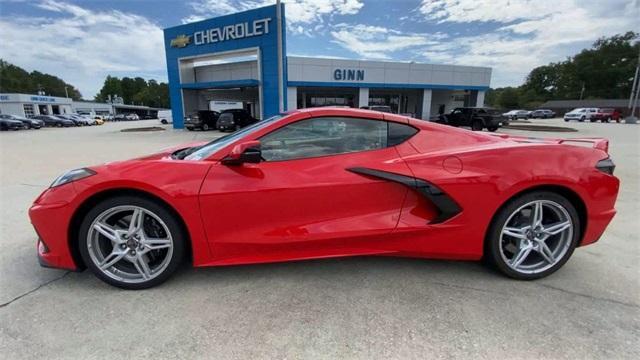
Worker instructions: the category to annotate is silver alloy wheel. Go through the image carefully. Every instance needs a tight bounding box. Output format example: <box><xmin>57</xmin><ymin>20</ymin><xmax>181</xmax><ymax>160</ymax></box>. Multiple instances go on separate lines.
<box><xmin>499</xmin><ymin>200</ymin><xmax>573</xmax><ymax>274</ymax></box>
<box><xmin>87</xmin><ymin>205</ymin><xmax>174</xmax><ymax>284</ymax></box>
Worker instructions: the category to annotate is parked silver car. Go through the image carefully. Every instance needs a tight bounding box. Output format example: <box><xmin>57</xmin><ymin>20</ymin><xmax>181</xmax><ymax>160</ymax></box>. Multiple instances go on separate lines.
<box><xmin>563</xmin><ymin>108</ymin><xmax>598</xmax><ymax>122</ymax></box>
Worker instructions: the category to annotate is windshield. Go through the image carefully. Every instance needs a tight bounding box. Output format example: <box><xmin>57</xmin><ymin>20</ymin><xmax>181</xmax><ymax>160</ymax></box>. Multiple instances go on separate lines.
<box><xmin>184</xmin><ymin>115</ymin><xmax>283</xmax><ymax>161</ymax></box>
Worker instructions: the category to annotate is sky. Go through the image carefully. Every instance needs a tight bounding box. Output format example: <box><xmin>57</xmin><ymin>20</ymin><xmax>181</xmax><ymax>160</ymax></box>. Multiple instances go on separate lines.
<box><xmin>0</xmin><ymin>0</ymin><xmax>638</xmax><ymax>99</ymax></box>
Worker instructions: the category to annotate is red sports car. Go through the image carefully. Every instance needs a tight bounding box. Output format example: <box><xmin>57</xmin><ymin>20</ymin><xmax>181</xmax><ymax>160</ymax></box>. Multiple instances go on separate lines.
<box><xmin>29</xmin><ymin>108</ymin><xmax>619</xmax><ymax>289</ymax></box>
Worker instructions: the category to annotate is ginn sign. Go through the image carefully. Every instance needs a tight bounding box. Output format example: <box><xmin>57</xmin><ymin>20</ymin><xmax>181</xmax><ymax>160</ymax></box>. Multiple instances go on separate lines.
<box><xmin>334</xmin><ymin>69</ymin><xmax>365</xmax><ymax>81</ymax></box>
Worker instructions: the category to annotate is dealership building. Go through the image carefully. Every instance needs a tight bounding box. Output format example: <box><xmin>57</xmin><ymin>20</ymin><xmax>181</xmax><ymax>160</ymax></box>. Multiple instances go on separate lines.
<box><xmin>164</xmin><ymin>4</ymin><xmax>491</xmax><ymax>128</ymax></box>
<box><xmin>0</xmin><ymin>93</ymin><xmax>164</xmax><ymax>118</ymax></box>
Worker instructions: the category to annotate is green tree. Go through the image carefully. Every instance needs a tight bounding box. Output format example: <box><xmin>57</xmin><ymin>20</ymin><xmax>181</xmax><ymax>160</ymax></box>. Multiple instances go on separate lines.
<box><xmin>497</xmin><ymin>87</ymin><xmax>521</xmax><ymax>108</ymax></box>
<box><xmin>0</xmin><ymin>59</ymin><xmax>82</xmax><ymax>99</ymax></box>
<box><xmin>95</xmin><ymin>75</ymin><xmax>123</xmax><ymax>102</ymax></box>
<box><xmin>490</xmin><ymin>31</ymin><xmax>639</xmax><ymax>107</ymax></box>
<box><xmin>0</xmin><ymin>59</ymin><xmax>33</xmax><ymax>93</ymax></box>
<box><xmin>132</xmin><ymin>80</ymin><xmax>170</xmax><ymax>108</ymax></box>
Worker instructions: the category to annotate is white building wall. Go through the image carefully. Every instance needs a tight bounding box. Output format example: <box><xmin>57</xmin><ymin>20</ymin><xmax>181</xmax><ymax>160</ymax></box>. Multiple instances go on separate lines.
<box><xmin>358</xmin><ymin>88</ymin><xmax>369</xmax><ymax>108</ymax></box>
<box><xmin>286</xmin><ymin>87</ymin><xmax>297</xmax><ymax>110</ymax></box>
<box><xmin>476</xmin><ymin>91</ymin><xmax>486</xmax><ymax>107</ymax></box>
<box><xmin>194</xmin><ymin>61</ymin><xmax>259</xmax><ymax>82</ymax></box>
<box><xmin>287</xmin><ymin>56</ymin><xmax>491</xmax><ymax>88</ymax></box>
<box><xmin>421</xmin><ymin>89</ymin><xmax>432</xmax><ymax>120</ymax></box>
<box><xmin>0</xmin><ymin>102</ymin><xmax>26</xmax><ymax>117</ymax></box>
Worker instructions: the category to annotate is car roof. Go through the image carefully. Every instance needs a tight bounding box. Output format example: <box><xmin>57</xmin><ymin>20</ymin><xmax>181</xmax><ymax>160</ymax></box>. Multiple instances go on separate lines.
<box><xmin>288</xmin><ymin>107</ymin><xmax>412</xmax><ymax>123</ymax></box>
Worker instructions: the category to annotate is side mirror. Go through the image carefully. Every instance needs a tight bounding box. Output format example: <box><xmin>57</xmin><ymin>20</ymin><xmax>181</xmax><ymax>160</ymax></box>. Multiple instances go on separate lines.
<box><xmin>221</xmin><ymin>140</ymin><xmax>262</xmax><ymax>165</ymax></box>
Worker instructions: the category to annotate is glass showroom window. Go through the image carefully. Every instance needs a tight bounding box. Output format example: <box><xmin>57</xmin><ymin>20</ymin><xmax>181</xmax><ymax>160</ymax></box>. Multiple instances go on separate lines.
<box><xmin>260</xmin><ymin>117</ymin><xmax>388</xmax><ymax>161</ymax></box>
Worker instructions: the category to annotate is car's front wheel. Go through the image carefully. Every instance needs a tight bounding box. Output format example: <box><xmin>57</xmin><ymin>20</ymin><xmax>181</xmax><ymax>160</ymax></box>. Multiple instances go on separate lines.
<box><xmin>78</xmin><ymin>196</ymin><xmax>185</xmax><ymax>289</ymax></box>
<box><xmin>485</xmin><ymin>191</ymin><xmax>579</xmax><ymax>280</ymax></box>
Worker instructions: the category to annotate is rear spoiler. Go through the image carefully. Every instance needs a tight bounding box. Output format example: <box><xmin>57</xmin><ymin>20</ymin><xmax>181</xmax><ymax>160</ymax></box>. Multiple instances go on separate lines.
<box><xmin>490</xmin><ymin>134</ymin><xmax>609</xmax><ymax>153</ymax></box>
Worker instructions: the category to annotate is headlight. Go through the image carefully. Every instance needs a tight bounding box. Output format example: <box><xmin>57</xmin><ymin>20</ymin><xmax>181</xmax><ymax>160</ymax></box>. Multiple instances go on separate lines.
<box><xmin>50</xmin><ymin>168</ymin><xmax>96</xmax><ymax>188</ymax></box>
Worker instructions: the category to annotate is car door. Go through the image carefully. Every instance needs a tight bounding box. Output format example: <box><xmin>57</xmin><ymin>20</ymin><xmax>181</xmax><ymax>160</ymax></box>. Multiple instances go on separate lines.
<box><xmin>198</xmin><ymin>116</ymin><xmax>414</xmax><ymax>263</ymax></box>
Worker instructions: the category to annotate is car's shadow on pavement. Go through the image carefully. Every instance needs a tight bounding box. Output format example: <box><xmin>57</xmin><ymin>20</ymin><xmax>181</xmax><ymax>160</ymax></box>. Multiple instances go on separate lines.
<box><xmin>100</xmin><ymin>256</ymin><xmax>513</xmax><ymax>294</ymax></box>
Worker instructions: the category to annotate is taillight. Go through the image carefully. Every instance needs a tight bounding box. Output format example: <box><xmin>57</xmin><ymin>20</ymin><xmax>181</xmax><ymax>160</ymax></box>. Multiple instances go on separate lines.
<box><xmin>596</xmin><ymin>158</ymin><xmax>615</xmax><ymax>175</ymax></box>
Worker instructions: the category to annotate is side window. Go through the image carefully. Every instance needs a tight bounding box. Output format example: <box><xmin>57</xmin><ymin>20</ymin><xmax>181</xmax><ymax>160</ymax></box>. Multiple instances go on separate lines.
<box><xmin>388</xmin><ymin>122</ymin><xmax>418</xmax><ymax>146</ymax></box>
<box><xmin>260</xmin><ymin>117</ymin><xmax>388</xmax><ymax>161</ymax></box>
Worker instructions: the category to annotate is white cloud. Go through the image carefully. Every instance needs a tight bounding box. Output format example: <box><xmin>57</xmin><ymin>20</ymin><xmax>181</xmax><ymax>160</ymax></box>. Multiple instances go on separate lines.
<box><xmin>417</xmin><ymin>0</ymin><xmax>640</xmax><ymax>86</ymax></box>
<box><xmin>330</xmin><ymin>24</ymin><xmax>444</xmax><ymax>59</ymax></box>
<box><xmin>0</xmin><ymin>0</ymin><xmax>166</xmax><ymax>98</ymax></box>
<box><xmin>418</xmin><ymin>0</ymin><xmax>565</xmax><ymax>23</ymax></box>
<box><xmin>183</xmin><ymin>0</ymin><xmax>363</xmax><ymax>34</ymax></box>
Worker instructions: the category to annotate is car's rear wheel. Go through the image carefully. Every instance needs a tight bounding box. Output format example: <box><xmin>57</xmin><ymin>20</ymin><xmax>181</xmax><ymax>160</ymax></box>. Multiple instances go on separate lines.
<box><xmin>487</xmin><ymin>126</ymin><xmax>498</xmax><ymax>132</ymax></box>
<box><xmin>202</xmin><ymin>123</ymin><xmax>210</xmax><ymax>131</ymax></box>
<box><xmin>78</xmin><ymin>196</ymin><xmax>185</xmax><ymax>289</ymax></box>
<box><xmin>471</xmin><ymin>120</ymin><xmax>483</xmax><ymax>131</ymax></box>
<box><xmin>485</xmin><ymin>191</ymin><xmax>579</xmax><ymax>280</ymax></box>
<box><xmin>579</xmin><ymin>116</ymin><xmax>585</xmax><ymax>122</ymax></box>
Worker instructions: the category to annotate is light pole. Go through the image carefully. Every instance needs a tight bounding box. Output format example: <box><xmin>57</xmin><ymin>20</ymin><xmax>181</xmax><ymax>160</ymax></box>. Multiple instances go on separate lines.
<box><xmin>64</xmin><ymin>86</ymin><xmax>69</xmax><ymax>98</ymax></box>
<box><xmin>626</xmin><ymin>46</ymin><xmax>640</xmax><ymax>124</ymax></box>
<box><xmin>276</xmin><ymin>0</ymin><xmax>284</xmax><ymax>113</ymax></box>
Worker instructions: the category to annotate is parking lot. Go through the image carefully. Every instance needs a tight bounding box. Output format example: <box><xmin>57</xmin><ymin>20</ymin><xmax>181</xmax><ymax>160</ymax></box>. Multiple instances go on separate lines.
<box><xmin>0</xmin><ymin>118</ymin><xmax>638</xmax><ymax>359</ymax></box>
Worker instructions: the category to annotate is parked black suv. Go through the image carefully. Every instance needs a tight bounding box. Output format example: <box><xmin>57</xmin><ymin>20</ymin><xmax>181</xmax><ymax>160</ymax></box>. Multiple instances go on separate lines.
<box><xmin>433</xmin><ymin>107</ymin><xmax>506</xmax><ymax>132</ymax></box>
<box><xmin>216</xmin><ymin>109</ymin><xmax>258</xmax><ymax>132</ymax></box>
<box><xmin>185</xmin><ymin>110</ymin><xmax>220</xmax><ymax>131</ymax></box>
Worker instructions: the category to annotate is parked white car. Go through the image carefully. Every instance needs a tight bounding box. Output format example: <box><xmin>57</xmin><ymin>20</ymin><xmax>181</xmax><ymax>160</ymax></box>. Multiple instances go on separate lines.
<box><xmin>563</xmin><ymin>108</ymin><xmax>598</xmax><ymax>122</ymax></box>
<box><xmin>158</xmin><ymin>110</ymin><xmax>173</xmax><ymax>125</ymax></box>
<box><xmin>502</xmin><ymin>110</ymin><xmax>531</xmax><ymax>120</ymax></box>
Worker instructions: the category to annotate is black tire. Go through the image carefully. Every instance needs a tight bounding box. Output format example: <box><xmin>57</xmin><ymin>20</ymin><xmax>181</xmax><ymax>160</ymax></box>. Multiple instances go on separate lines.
<box><xmin>56</xmin><ymin>122</ymin><xmax>63</xmax><ymax>127</ymax></box>
<box><xmin>202</xmin><ymin>123</ymin><xmax>210</xmax><ymax>131</ymax></box>
<box><xmin>186</xmin><ymin>127</ymin><xmax>193</xmax><ymax>131</ymax></box>
<box><xmin>579</xmin><ymin>116</ymin><xmax>585</xmax><ymax>122</ymax></box>
<box><xmin>471</xmin><ymin>120</ymin><xmax>483</xmax><ymax>131</ymax></box>
<box><xmin>606</xmin><ymin>117</ymin><xmax>611</xmax><ymax>123</ymax></box>
<box><xmin>487</xmin><ymin>126</ymin><xmax>498</xmax><ymax>132</ymax></box>
<box><xmin>485</xmin><ymin>191</ymin><xmax>580</xmax><ymax>280</ymax></box>
<box><xmin>78</xmin><ymin>195</ymin><xmax>186</xmax><ymax>289</ymax></box>
<box><xmin>590</xmin><ymin>118</ymin><xmax>596</xmax><ymax>123</ymax></box>
<box><xmin>161</xmin><ymin>119</ymin><xmax>168</xmax><ymax>124</ymax></box>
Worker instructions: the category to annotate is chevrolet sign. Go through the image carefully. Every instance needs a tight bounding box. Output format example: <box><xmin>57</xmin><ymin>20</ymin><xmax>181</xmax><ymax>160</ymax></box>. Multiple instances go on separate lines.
<box><xmin>194</xmin><ymin>18</ymin><xmax>271</xmax><ymax>45</ymax></box>
<box><xmin>170</xmin><ymin>35</ymin><xmax>191</xmax><ymax>48</ymax></box>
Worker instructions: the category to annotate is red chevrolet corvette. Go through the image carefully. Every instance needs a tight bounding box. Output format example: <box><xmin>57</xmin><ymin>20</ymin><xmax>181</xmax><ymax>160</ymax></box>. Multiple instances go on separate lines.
<box><xmin>29</xmin><ymin>108</ymin><xmax>619</xmax><ymax>289</ymax></box>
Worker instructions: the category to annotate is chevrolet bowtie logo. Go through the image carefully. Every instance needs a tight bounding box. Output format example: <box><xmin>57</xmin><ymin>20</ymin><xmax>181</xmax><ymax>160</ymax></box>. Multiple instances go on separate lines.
<box><xmin>170</xmin><ymin>34</ymin><xmax>191</xmax><ymax>48</ymax></box>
